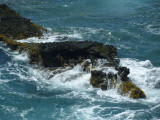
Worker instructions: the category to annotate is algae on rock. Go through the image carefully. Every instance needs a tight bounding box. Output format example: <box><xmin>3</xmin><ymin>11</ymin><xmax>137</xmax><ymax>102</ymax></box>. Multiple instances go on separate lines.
<box><xmin>0</xmin><ymin>4</ymin><xmax>147</xmax><ymax>99</ymax></box>
<box><xmin>118</xmin><ymin>81</ymin><xmax>146</xmax><ymax>99</ymax></box>
<box><xmin>90</xmin><ymin>69</ymin><xmax>146</xmax><ymax>99</ymax></box>
<box><xmin>0</xmin><ymin>35</ymin><xmax>42</xmax><ymax>65</ymax></box>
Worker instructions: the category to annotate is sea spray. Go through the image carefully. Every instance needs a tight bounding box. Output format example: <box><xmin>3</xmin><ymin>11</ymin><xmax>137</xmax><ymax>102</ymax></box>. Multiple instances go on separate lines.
<box><xmin>0</xmin><ymin>0</ymin><xmax>160</xmax><ymax>119</ymax></box>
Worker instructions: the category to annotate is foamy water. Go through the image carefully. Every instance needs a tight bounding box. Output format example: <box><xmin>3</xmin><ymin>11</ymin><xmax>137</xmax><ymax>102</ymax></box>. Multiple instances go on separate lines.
<box><xmin>17</xmin><ymin>28</ymin><xmax>83</xmax><ymax>43</ymax></box>
<box><xmin>0</xmin><ymin>0</ymin><xmax>160</xmax><ymax>119</ymax></box>
<box><xmin>1</xmin><ymin>40</ymin><xmax>160</xmax><ymax>119</ymax></box>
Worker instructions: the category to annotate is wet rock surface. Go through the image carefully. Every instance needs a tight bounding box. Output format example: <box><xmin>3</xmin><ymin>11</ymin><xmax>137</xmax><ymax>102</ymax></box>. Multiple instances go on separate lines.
<box><xmin>39</xmin><ymin>41</ymin><xmax>119</xmax><ymax>67</ymax></box>
<box><xmin>90</xmin><ymin>70</ymin><xmax>107</xmax><ymax>89</ymax></box>
<box><xmin>118</xmin><ymin>81</ymin><xmax>146</xmax><ymax>99</ymax></box>
<box><xmin>0</xmin><ymin>4</ymin><xmax>146</xmax><ymax>99</ymax></box>
<box><xmin>116</xmin><ymin>67</ymin><xmax>130</xmax><ymax>81</ymax></box>
<box><xmin>90</xmin><ymin>70</ymin><xmax>146</xmax><ymax>99</ymax></box>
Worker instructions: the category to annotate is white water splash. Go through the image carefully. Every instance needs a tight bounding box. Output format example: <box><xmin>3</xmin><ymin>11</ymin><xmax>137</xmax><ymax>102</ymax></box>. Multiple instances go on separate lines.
<box><xmin>1</xmin><ymin>41</ymin><xmax>160</xmax><ymax>119</ymax></box>
<box><xmin>146</xmin><ymin>24</ymin><xmax>160</xmax><ymax>35</ymax></box>
<box><xmin>17</xmin><ymin>30</ymin><xmax>83</xmax><ymax>43</ymax></box>
<box><xmin>120</xmin><ymin>58</ymin><xmax>160</xmax><ymax>104</ymax></box>
<box><xmin>12</xmin><ymin>51</ymin><xmax>29</xmax><ymax>62</ymax></box>
<box><xmin>19</xmin><ymin>108</ymin><xmax>34</xmax><ymax>119</ymax></box>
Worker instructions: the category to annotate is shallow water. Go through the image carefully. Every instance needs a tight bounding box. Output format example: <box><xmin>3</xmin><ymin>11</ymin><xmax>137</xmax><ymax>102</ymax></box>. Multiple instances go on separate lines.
<box><xmin>0</xmin><ymin>0</ymin><xmax>160</xmax><ymax>120</ymax></box>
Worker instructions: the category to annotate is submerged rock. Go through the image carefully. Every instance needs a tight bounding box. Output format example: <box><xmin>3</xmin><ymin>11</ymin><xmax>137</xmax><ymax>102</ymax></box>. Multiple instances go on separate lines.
<box><xmin>0</xmin><ymin>4</ymin><xmax>46</xmax><ymax>40</ymax></box>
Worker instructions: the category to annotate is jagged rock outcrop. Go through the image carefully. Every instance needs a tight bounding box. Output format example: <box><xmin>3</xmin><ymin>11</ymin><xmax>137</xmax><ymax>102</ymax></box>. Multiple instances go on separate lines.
<box><xmin>0</xmin><ymin>4</ymin><xmax>46</xmax><ymax>40</ymax></box>
<box><xmin>118</xmin><ymin>81</ymin><xmax>146</xmax><ymax>99</ymax></box>
<box><xmin>39</xmin><ymin>41</ymin><xmax>119</xmax><ymax>67</ymax></box>
<box><xmin>116</xmin><ymin>67</ymin><xmax>130</xmax><ymax>81</ymax></box>
<box><xmin>90</xmin><ymin>70</ymin><xmax>146</xmax><ymax>99</ymax></box>
<box><xmin>90</xmin><ymin>70</ymin><xmax>108</xmax><ymax>90</ymax></box>
<box><xmin>0</xmin><ymin>4</ymin><xmax>146</xmax><ymax>99</ymax></box>
<box><xmin>81</xmin><ymin>59</ymin><xmax>92</xmax><ymax>72</ymax></box>
<box><xmin>0</xmin><ymin>36</ymin><xmax>119</xmax><ymax>68</ymax></box>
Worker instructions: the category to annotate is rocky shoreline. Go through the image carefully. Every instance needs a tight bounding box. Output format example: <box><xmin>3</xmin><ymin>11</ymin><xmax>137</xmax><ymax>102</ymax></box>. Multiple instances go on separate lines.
<box><xmin>0</xmin><ymin>4</ymin><xmax>146</xmax><ymax>99</ymax></box>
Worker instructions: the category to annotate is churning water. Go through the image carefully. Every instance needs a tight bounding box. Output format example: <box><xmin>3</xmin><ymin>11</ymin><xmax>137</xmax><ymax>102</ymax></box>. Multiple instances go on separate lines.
<box><xmin>0</xmin><ymin>0</ymin><xmax>160</xmax><ymax>119</ymax></box>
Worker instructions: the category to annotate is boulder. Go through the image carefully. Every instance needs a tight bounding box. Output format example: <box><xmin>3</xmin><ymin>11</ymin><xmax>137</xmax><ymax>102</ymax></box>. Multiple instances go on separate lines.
<box><xmin>90</xmin><ymin>70</ymin><xmax>108</xmax><ymax>90</ymax></box>
<box><xmin>107</xmin><ymin>72</ymin><xmax>118</xmax><ymax>89</ymax></box>
<box><xmin>0</xmin><ymin>36</ymin><xmax>119</xmax><ymax>68</ymax></box>
<box><xmin>90</xmin><ymin>70</ymin><xmax>146</xmax><ymax>99</ymax></box>
<box><xmin>0</xmin><ymin>4</ymin><xmax>146</xmax><ymax>99</ymax></box>
<box><xmin>90</xmin><ymin>71</ymin><xmax>118</xmax><ymax>90</ymax></box>
<box><xmin>116</xmin><ymin>67</ymin><xmax>130</xmax><ymax>81</ymax></box>
<box><xmin>39</xmin><ymin>41</ymin><xmax>119</xmax><ymax>67</ymax></box>
<box><xmin>118</xmin><ymin>81</ymin><xmax>146</xmax><ymax>99</ymax></box>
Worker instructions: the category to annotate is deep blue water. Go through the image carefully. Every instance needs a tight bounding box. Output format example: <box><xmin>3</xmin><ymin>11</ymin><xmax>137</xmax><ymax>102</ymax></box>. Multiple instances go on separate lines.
<box><xmin>0</xmin><ymin>0</ymin><xmax>160</xmax><ymax>120</ymax></box>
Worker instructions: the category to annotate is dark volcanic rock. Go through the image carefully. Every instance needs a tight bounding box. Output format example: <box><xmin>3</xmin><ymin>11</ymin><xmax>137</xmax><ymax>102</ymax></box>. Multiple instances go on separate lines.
<box><xmin>90</xmin><ymin>71</ymin><xmax>118</xmax><ymax>90</ymax></box>
<box><xmin>90</xmin><ymin>70</ymin><xmax>146</xmax><ymax>99</ymax></box>
<box><xmin>0</xmin><ymin>5</ymin><xmax>146</xmax><ymax>99</ymax></box>
<box><xmin>0</xmin><ymin>4</ymin><xmax>46</xmax><ymax>39</ymax></box>
<box><xmin>39</xmin><ymin>41</ymin><xmax>119</xmax><ymax>67</ymax></box>
<box><xmin>118</xmin><ymin>81</ymin><xmax>146</xmax><ymax>99</ymax></box>
<box><xmin>116</xmin><ymin>67</ymin><xmax>130</xmax><ymax>81</ymax></box>
<box><xmin>90</xmin><ymin>70</ymin><xmax>108</xmax><ymax>90</ymax></box>
<box><xmin>81</xmin><ymin>60</ymin><xmax>92</xmax><ymax>72</ymax></box>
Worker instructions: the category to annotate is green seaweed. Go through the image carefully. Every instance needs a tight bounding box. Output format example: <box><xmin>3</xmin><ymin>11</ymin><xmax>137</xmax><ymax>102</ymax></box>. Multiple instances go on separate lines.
<box><xmin>118</xmin><ymin>81</ymin><xmax>146</xmax><ymax>99</ymax></box>
<box><xmin>0</xmin><ymin>35</ymin><xmax>42</xmax><ymax>65</ymax></box>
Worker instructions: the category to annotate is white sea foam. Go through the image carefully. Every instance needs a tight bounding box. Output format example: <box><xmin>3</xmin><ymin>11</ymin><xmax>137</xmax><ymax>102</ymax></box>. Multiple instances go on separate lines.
<box><xmin>0</xmin><ymin>42</ymin><xmax>29</xmax><ymax>62</ymax></box>
<box><xmin>120</xmin><ymin>58</ymin><xmax>160</xmax><ymax>104</ymax></box>
<box><xmin>17</xmin><ymin>31</ymin><xmax>83</xmax><ymax>43</ymax></box>
<box><xmin>1</xmin><ymin>105</ymin><xmax>18</xmax><ymax>114</ymax></box>
<box><xmin>2</xmin><ymin>41</ymin><xmax>160</xmax><ymax>102</ymax></box>
<box><xmin>10</xmin><ymin>56</ymin><xmax>160</xmax><ymax>104</ymax></box>
<box><xmin>38</xmin><ymin>65</ymin><xmax>91</xmax><ymax>90</ymax></box>
<box><xmin>1</xmin><ymin>105</ymin><xmax>33</xmax><ymax>120</ymax></box>
<box><xmin>1</xmin><ymin>41</ymin><xmax>160</xmax><ymax>119</ymax></box>
<box><xmin>73</xmin><ymin>105</ymin><xmax>104</xmax><ymax>120</ymax></box>
<box><xmin>110</xmin><ymin>109</ymin><xmax>136</xmax><ymax>120</ymax></box>
<box><xmin>19</xmin><ymin>108</ymin><xmax>34</xmax><ymax>119</ymax></box>
<box><xmin>12</xmin><ymin>51</ymin><xmax>29</xmax><ymax>62</ymax></box>
<box><xmin>146</xmin><ymin>24</ymin><xmax>160</xmax><ymax>35</ymax></box>
<box><xmin>13</xmin><ymin>27</ymin><xmax>122</xmax><ymax>44</ymax></box>
<box><xmin>120</xmin><ymin>29</ymin><xmax>143</xmax><ymax>39</ymax></box>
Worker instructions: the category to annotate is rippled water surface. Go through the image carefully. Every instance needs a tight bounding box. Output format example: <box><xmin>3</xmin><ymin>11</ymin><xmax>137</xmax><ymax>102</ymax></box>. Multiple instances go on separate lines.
<box><xmin>0</xmin><ymin>0</ymin><xmax>160</xmax><ymax>120</ymax></box>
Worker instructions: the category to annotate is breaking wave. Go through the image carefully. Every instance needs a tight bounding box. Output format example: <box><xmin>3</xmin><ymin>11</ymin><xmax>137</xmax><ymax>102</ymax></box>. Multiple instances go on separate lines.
<box><xmin>0</xmin><ymin>41</ymin><xmax>160</xmax><ymax>119</ymax></box>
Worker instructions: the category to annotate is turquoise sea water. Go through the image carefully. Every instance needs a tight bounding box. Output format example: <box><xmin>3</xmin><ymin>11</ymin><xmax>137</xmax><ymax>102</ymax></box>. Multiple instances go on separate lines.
<box><xmin>0</xmin><ymin>0</ymin><xmax>160</xmax><ymax>120</ymax></box>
